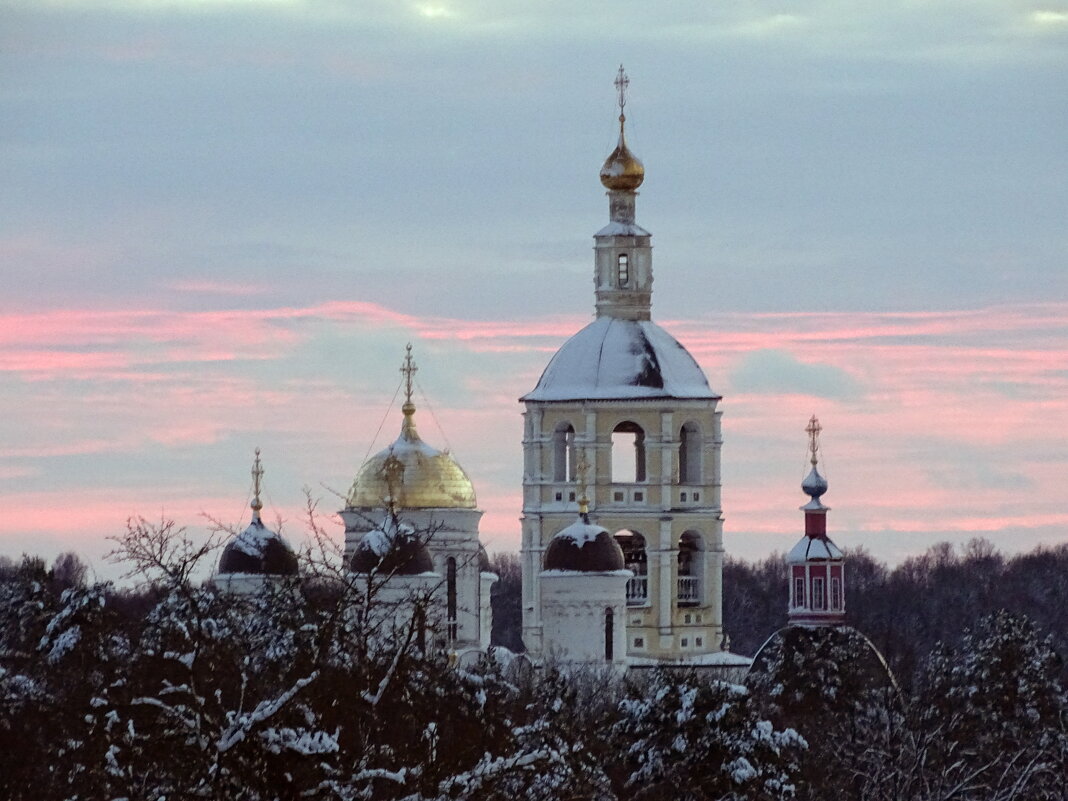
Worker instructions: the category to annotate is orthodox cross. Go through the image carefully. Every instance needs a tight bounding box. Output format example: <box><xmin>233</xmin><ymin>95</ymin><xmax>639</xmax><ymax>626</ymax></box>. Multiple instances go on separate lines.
<box><xmin>614</xmin><ymin>64</ymin><xmax>629</xmax><ymax>127</ymax></box>
<box><xmin>575</xmin><ymin>452</ymin><xmax>591</xmax><ymax>516</ymax></box>
<box><xmin>805</xmin><ymin>415</ymin><xmax>822</xmax><ymax>467</ymax></box>
<box><xmin>401</xmin><ymin>342</ymin><xmax>418</xmax><ymax>407</ymax></box>
<box><xmin>251</xmin><ymin>447</ymin><xmax>264</xmax><ymax>520</ymax></box>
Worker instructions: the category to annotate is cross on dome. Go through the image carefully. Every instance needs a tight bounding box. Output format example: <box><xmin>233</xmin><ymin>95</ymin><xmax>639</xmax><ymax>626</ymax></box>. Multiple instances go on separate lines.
<box><xmin>806</xmin><ymin>415</ymin><xmax>822</xmax><ymax>468</ymax></box>
<box><xmin>614</xmin><ymin>64</ymin><xmax>629</xmax><ymax>123</ymax></box>
<box><xmin>401</xmin><ymin>342</ymin><xmax>418</xmax><ymax>408</ymax></box>
<box><xmin>574</xmin><ymin>452</ymin><xmax>592</xmax><ymax>518</ymax></box>
<box><xmin>250</xmin><ymin>447</ymin><xmax>264</xmax><ymax>522</ymax></box>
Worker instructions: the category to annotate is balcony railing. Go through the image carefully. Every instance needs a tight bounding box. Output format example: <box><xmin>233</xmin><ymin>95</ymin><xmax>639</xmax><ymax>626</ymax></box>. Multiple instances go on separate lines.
<box><xmin>626</xmin><ymin>576</ymin><xmax>648</xmax><ymax>605</ymax></box>
<box><xmin>677</xmin><ymin>576</ymin><xmax>700</xmax><ymax>604</ymax></box>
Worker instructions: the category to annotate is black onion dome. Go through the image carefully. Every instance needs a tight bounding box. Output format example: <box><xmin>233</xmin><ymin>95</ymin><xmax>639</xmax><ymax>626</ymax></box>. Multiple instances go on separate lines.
<box><xmin>544</xmin><ymin>518</ymin><xmax>625</xmax><ymax>572</ymax></box>
<box><xmin>351</xmin><ymin>527</ymin><xmax>435</xmax><ymax>576</ymax></box>
<box><xmin>218</xmin><ymin>520</ymin><xmax>299</xmax><ymax>576</ymax></box>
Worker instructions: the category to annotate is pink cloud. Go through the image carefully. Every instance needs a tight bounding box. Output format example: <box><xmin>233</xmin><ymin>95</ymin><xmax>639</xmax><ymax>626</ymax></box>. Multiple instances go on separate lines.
<box><xmin>2</xmin><ymin>298</ymin><xmax>1067</xmax><ymax>568</ymax></box>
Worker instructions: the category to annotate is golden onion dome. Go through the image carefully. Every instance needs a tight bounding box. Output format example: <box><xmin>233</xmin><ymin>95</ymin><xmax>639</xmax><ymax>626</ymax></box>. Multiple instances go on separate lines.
<box><xmin>600</xmin><ymin>120</ymin><xmax>645</xmax><ymax>192</ymax></box>
<box><xmin>347</xmin><ymin>399</ymin><xmax>477</xmax><ymax>510</ymax></box>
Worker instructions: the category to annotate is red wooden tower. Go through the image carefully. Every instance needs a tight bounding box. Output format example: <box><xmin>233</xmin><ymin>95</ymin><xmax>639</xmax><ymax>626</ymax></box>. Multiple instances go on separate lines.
<box><xmin>786</xmin><ymin>416</ymin><xmax>846</xmax><ymax>626</ymax></box>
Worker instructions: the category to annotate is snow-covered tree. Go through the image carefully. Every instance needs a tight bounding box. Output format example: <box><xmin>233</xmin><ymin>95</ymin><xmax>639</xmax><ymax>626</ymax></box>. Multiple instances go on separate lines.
<box><xmin>616</xmin><ymin>667</ymin><xmax>805</xmax><ymax>801</ymax></box>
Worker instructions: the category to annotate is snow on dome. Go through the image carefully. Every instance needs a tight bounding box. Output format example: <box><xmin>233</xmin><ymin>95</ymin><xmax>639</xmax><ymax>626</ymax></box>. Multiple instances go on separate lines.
<box><xmin>522</xmin><ymin>317</ymin><xmax>718</xmax><ymax>402</ymax></box>
<box><xmin>801</xmin><ymin>465</ymin><xmax>828</xmax><ymax>499</ymax></box>
<box><xmin>594</xmin><ymin>220</ymin><xmax>650</xmax><ymax>238</ymax></box>
<box><xmin>787</xmin><ymin>534</ymin><xmax>844</xmax><ymax>563</ymax></box>
<box><xmin>543</xmin><ymin>516</ymin><xmax>626</xmax><ymax>572</ymax></box>
<box><xmin>350</xmin><ymin>518</ymin><xmax>435</xmax><ymax>576</ymax></box>
<box><xmin>218</xmin><ymin>520</ymin><xmax>299</xmax><ymax>576</ymax></box>
<box><xmin>347</xmin><ymin>419</ymin><xmax>476</xmax><ymax>510</ymax></box>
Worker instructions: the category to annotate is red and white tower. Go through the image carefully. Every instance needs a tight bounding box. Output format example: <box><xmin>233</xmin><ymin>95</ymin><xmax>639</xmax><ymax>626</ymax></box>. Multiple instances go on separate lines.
<box><xmin>786</xmin><ymin>416</ymin><xmax>846</xmax><ymax>626</ymax></box>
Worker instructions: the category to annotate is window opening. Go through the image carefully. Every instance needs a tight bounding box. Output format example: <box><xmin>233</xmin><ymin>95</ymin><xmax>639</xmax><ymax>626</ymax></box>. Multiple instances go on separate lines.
<box><xmin>605</xmin><ymin>607</ymin><xmax>614</xmax><ymax>661</ymax></box>
<box><xmin>611</xmin><ymin>421</ymin><xmax>646</xmax><ymax>483</ymax></box>
<box><xmin>615</xmin><ymin>530</ymin><xmax>648</xmax><ymax>605</ymax></box>
<box><xmin>677</xmin><ymin>532</ymin><xmax>702</xmax><ymax>606</ymax></box>
<box><xmin>617</xmin><ymin>253</ymin><xmax>629</xmax><ymax>286</ymax></box>
<box><xmin>831</xmin><ymin>577</ymin><xmax>842</xmax><ymax>610</ymax></box>
<box><xmin>552</xmin><ymin>423</ymin><xmax>576</xmax><ymax>482</ymax></box>
<box><xmin>794</xmin><ymin>577</ymin><xmax>805</xmax><ymax>608</ymax></box>
<box><xmin>678</xmin><ymin>422</ymin><xmax>702</xmax><ymax>484</ymax></box>
<box><xmin>812</xmin><ymin>576</ymin><xmax>826</xmax><ymax>610</ymax></box>
<box><xmin>447</xmin><ymin>557</ymin><xmax>458</xmax><ymax>640</ymax></box>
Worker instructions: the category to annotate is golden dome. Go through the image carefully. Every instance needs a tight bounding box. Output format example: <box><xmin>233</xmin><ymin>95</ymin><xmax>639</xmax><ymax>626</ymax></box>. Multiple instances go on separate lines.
<box><xmin>347</xmin><ymin>400</ymin><xmax>477</xmax><ymax>510</ymax></box>
<box><xmin>600</xmin><ymin>120</ymin><xmax>645</xmax><ymax>192</ymax></box>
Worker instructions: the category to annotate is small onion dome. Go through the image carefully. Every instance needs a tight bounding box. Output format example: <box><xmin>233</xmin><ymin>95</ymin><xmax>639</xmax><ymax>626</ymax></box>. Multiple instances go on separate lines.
<box><xmin>543</xmin><ymin>515</ymin><xmax>625</xmax><ymax>572</ymax></box>
<box><xmin>801</xmin><ymin>465</ymin><xmax>829</xmax><ymax>513</ymax></box>
<box><xmin>600</xmin><ymin>128</ymin><xmax>645</xmax><ymax>192</ymax></box>
<box><xmin>787</xmin><ymin>534</ymin><xmax>844</xmax><ymax>564</ymax></box>
<box><xmin>802</xmin><ymin>465</ymin><xmax>828</xmax><ymax>499</ymax></box>
<box><xmin>350</xmin><ymin>523</ymin><xmax>435</xmax><ymax>576</ymax></box>
<box><xmin>218</xmin><ymin>519</ymin><xmax>299</xmax><ymax>576</ymax></box>
<box><xmin>348</xmin><ymin>401</ymin><xmax>476</xmax><ymax>510</ymax></box>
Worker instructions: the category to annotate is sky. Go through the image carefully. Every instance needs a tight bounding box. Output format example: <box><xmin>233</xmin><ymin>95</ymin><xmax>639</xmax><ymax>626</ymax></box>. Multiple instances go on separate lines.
<box><xmin>2</xmin><ymin>0</ymin><xmax>1067</xmax><ymax>580</ymax></box>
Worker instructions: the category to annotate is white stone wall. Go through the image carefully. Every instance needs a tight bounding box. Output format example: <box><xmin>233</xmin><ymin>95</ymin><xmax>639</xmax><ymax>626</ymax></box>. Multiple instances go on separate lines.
<box><xmin>540</xmin><ymin>571</ymin><xmax>630</xmax><ymax>665</ymax></box>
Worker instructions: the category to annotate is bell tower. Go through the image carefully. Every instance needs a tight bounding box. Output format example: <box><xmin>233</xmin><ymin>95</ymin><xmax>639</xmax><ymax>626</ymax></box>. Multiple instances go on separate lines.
<box><xmin>594</xmin><ymin>65</ymin><xmax>653</xmax><ymax>322</ymax></box>
<box><xmin>520</xmin><ymin>68</ymin><xmax>725</xmax><ymax>663</ymax></box>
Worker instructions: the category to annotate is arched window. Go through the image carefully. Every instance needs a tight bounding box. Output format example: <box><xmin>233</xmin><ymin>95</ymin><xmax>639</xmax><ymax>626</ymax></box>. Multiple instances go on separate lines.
<box><xmin>446</xmin><ymin>557</ymin><xmax>458</xmax><ymax>640</ymax></box>
<box><xmin>678</xmin><ymin>421</ymin><xmax>702</xmax><ymax>484</ymax></box>
<box><xmin>614</xmin><ymin>530</ymin><xmax>648</xmax><ymax>605</ymax></box>
<box><xmin>414</xmin><ymin>607</ymin><xmax>427</xmax><ymax>654</ymax></box>
<box><xmin>677</xmin><ymin>531</ymin><xmax>703</xmax><ymax>606</ymax></box>
<box><xmin>604</xmin><ymin>607</ymin><xmax>614</xmax><ymax>661</ymax></box>
<box><xmin>617</xmin><ymin>253</ymin><xmax>629</xmax><ymax>287</ymax></box>
<box><xmin>552</xmin><ymin>422</ymin><xmax>576</xmax><ymax>482</ymax></box>
<box><xmin>611</xmin><ymin>421</ymin><xmax>646</xmax><ymax>483</ymax></box>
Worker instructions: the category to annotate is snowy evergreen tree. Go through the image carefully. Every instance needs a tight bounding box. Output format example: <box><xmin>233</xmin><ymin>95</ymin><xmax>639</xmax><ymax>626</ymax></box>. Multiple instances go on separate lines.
<box><xmin>615</xmin><ymin>667</ymin><xmax>804</xmax><ymax>801</ymax></box>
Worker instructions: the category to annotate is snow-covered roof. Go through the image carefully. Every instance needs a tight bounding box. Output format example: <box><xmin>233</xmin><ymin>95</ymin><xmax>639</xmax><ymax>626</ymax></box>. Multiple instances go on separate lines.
<box><xmin>628</xmin><ymin>651</ymin><xmax>754</xmax><ymax>668</ymax></box>
<box><xmin>543</xmin><ymin>517</ymin><xmax>626</xmax><ymax>572</ymax></box>
<box><xmin>350</xmin><ymin>517</ymin><xmax>436</xmax><ymax>576</ymax></box>
<box><xmin>218</xmin><ymin>520</ymin><xmax>298</xmax><ymax>576</ymax></box>
<box><xmin>594</xmin><ymin>221</ymin><xmax>651</xmax><ymax>237</ymax></box>
<box><xmin>787</xmin><ymin>534</ymin><xmax>844</xmax><ymax>563</ymax></box>
<box><xmin>522</xmin><ymin>317</ymin><xmax>719</xmax><ymax>402</ymax></box>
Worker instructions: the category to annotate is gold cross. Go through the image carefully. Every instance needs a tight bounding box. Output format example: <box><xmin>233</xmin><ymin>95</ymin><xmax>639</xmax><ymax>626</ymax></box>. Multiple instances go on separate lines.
<box><xmin>401</xmin><ymin>343</ymin><xmax>418</xmax><ymax>406</ymax></box>
<box><xmin>251</xmin><ymin>447</ymin><xmax>264</xmax><ymax>516</ymax></box>
<box><xmin>805</xmin><ymin>415</ymin><xmax>822</xmax><ymax>467</ymax></box>
<box><xmin>614</xmin><ymin>64</ymin><xmax>629</xmax><ymax>118</ymax></box>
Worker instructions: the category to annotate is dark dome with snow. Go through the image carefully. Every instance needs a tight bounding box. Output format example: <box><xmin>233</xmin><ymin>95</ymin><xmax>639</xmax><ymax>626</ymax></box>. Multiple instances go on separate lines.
<box><xmin>350</xmin><ymin>526</ymin><xmax>435</xmax><ymax>576</ymax></box>
<box><xmin>217</xmin><ymin>520</ymin><xmax>299</xmax><ymax>576</ymax></box>
<box><xmin>522</xmin><ymin>317</ymin><xmax>718</xmax><ymax>402</ymax></box>
<box><xmin>543</xmin><ymin>517</ymin><xmax>625</xmax><ymax>572</ymax></box>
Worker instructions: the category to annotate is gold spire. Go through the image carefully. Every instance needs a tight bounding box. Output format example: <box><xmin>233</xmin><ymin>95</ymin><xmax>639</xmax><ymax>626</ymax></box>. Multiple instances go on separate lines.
<box><xmin>400</xmin><ymin>343</ymin><xmax>420</xmax><ymax>441</ymax></box>
<box><xmin>806</xmin><ymin>415</ymin><xmax>822</xmax><ymax>468</ymax></box>
<box><xmin>250</xmin><ymin>447</ymin><xmax>264</xmax><ymax>523</ymax></box>
<box><xmin>600</xmin><ymin>64</ymin><xmax>645</xmax><ymax>192</ymax></box>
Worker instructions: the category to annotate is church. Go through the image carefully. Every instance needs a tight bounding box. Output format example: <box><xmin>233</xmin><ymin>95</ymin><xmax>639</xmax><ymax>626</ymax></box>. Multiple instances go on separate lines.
<box><xmin>212</xmin><ymin>68</ymin><xmax>851</xmax><ymax>671</ymax></box>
